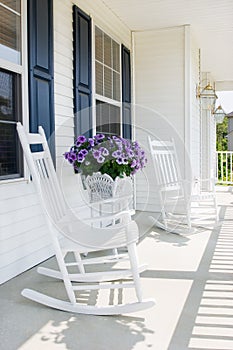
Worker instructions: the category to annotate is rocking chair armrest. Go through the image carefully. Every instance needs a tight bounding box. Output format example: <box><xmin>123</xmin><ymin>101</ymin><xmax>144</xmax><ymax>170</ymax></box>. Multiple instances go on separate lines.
<box><xmin>194</xmin><ymin>177</ymin><xmax>215</xmax><ymax>183</ymax></box>
<box><xmin>192</xmin><ymin>177</ymin><xmax>216</xmax><ymax>192</ymax></box>
<box><xmin>160</xmin><ymin>179</ymin><xmax>186</xmax><ymax>191</ymax></box>
<box><xmin>83</xmin><ymin>210</ymin><xmax>132</xmax><ymax>225</ymax></box>
<box><xmin>87</xmin><ymin>194</ymin><xmax>133</xmax><ymax>206</ymax></box>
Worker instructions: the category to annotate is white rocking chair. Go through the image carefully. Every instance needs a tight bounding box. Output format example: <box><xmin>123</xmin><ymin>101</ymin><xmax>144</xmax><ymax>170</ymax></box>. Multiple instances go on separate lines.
<box><xmin>17</xmin><ymin>122</ymin><xmax>155</xmax><ymax>315</ymax></box>
<box><xmin>148</xmin><ymin>136</ymin><xmax>218</xmax><ymax>234</ymax></box>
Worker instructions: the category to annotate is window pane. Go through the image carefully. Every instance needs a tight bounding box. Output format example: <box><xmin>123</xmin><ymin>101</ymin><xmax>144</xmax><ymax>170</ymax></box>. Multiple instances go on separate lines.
<box><xmin>95</xmin><ymin>26</ymin><xmax>103</xmax><ymax>62</ymax></box>
<box><xmin>104</xmin><ymin>33</ymin><xmax>111</xmax><ymax>67</ymax></box>
<box><xmin>95</xmin><ymin>61</ymin><xmax>103</xmax><ymax>95</ymax></box>
<box><xmin>95</xmin><ymin>27</ymin><xmax>120</xmax><ymax>104</ymax></box>
<box><xmin>109</xmin><ymin>104</ymin><xmax>120</xmax><ymax>135</ymax></box>
<box><xmin>0</xmin><ymin>1</ymin><xmax>21</xmax><ymax>64</ymax></box>
<box><xmin>113</xmin><ymin>71</ymin><xmax>120</xmax><ymax>101</ymax></box>
<box><xmin>0</xmin><ymin>68</ymin><xmax>22</xmax><ymax>179</ymax></box>
<box><xmin>96</xmin><ymin>100</ymin><xmax>120</xmax><ymax>136</ymax></box>
<box><xmin>1</xmin><ymin>69</ymin><xmax>14</xmax><ymax>120</ymax></box>
<box><xmin>96</xmin><ymin>100</ymin><xmax>109</xmax><ymax>134</ymax></box>
<box><xmin>112</xmin><ymin>40</ymin><xmax>120</xmax><ymax>72</ymax></box>
<box><xmin>104</xmin><ymin>66</ymin><xmax>112</xmax><ymax>99</ymax></box>
<box><xmin>0</xmin><ymin>122</ymin><xmax>22</xmax><ymax>178</ymax></box>
<box><xmin>1</xmin><ymin>0</ymin><xmax>20</xmax><ymax>12</ymax></box>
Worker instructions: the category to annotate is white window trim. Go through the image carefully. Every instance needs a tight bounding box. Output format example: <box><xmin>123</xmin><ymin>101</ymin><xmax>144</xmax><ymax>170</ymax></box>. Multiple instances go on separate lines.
<box><xmin>0</xmin><ymin>0</ymin><xmax>29</xmax><ymax>183</ymax></box>
<box><xmin>92</xmin><ymin>23</ymin><xmax>123</xmax><ymax>136</ymax></box>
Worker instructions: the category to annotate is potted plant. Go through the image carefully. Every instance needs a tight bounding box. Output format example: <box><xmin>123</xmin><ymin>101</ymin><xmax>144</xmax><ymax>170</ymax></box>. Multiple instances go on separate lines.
<box><xmin>64</xmin><ymin>134</ymin><xmax>147</xmax><ymax>201</ymax></box>
<box><xmin>64</xmin><ymin>134</ymin><xmax>147</xmax><ymax>180</ymax></box>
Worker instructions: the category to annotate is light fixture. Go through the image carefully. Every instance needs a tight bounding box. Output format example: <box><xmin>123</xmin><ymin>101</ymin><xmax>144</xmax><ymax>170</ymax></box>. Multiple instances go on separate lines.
<box><xmin>212</xmin><ymin>105</ymin><xmax>226</xmax><ymax>124</ymax></box>
<box><xmin>196</xmin><ymin>82</ymin><xmax>218</xmax><ymax>110</ymax></box>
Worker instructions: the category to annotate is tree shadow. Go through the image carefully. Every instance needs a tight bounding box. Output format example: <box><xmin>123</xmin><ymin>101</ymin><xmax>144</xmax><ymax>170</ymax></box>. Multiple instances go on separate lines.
<box><xmin>38</xmin><ymin>314</ymin><xmax>154</xmax><ymax>350</ymax></box>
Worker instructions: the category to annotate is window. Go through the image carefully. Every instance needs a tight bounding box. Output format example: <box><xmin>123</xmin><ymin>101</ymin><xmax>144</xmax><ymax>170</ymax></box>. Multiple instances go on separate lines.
<box><xmin>96</xmin><ymin>100</ymin><xmax>120</xmax><ymax>136</ymax></box>
<box><xmin>95</xmin><ymin>26</ymin><xmax>121</xmax><ymax>136</ymax></box>
<box><xmin>0</xmin><ymin>0</ymin><xmax>23</xmax><ymax>179</ymax></box>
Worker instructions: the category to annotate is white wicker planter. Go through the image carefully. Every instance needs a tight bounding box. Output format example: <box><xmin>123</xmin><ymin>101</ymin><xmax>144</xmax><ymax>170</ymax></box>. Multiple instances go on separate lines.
<box><xmin>84</xmin><ymin>172</ymin><xmax>133</xmax><ymax>203</ymax></box>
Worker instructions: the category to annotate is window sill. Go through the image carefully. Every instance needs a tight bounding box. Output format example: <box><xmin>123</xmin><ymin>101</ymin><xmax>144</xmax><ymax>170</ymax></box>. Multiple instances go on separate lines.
<box><xmin>0</xmin><ymin>177</ymin><xmax>29</xmax><ymax>185</ymax></box>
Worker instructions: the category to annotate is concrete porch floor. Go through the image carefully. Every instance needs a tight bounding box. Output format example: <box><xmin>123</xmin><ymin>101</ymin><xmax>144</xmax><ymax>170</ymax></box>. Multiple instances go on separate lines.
<box><xmin>0</xmin><ymin>186</ymin><xmax>233</xmax><ymax>350</ymax></box>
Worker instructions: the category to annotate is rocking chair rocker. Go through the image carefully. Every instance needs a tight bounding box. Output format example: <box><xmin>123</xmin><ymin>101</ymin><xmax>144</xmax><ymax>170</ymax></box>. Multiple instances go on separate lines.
<box><xmin>17</xmin><ymin>122</ymin><xmax>155</xmax><ymax>315</ymax></box>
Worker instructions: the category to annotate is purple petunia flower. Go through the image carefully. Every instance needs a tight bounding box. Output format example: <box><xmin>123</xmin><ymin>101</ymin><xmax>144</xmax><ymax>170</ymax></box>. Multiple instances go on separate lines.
<box><xmin>97</xmin><ymin>155</ymin><xmax>105</xmax><ymax>163</ymax></box>
<box><xmin>127</xmin><ymin>149</ymin><xmax>134</xmax><ymax>158</ymax></box>
<box><xmin>70</xmin><ymin>152</ymin><xmax>77</xmax><ymax>161</ymax></box>
<box><xmin>130</xmin><ymin>159</ymin><xmax>137</xmax><ymax>168</ymax></box>
<box><xmin>94</xmin><ymin>134</ymin><xmax>105</xmax><ymax>141</ymax></box>
<box><xmin>116</xmin><ymin>157</ymin><xmax>123</xmax><ymax>164</ymax></box>
<box><xmin>112</xmin><ymin>135</ymin><xmax>121</xmax><ymax>142</ymax></box>
<box><xmin>93</xmin><ymin>150</ymin><xmax>101</xmax><ymax>159</ymax></box>
<box><xmin>77</xmin><ymin>135</ymin><xmax>86</xmax><ymax>144</ymax></box>
<box><xmin>112</xmin><ymin>150</ymin><xmax>122</xmax><ymax>158</ymax></box>
<box><xmin>64</xmin><ymin>152</ymin><xmax>69</xmax><ymax>159</ymax></box>
<box><xmin>99</xmin><ymin>147</ymin><xmax>109</xmax><ymax>156</ymax></box>
<box><xmin>75</xmin><ymin>141</ymin><xmax>81</xmax><ymax>147</ymax></box>
<box><xmin>77</xmin><ymin>154</ymin><xmax>85</xmax><ymax>163</ymax></box>
<box><xmin>88</xmin><ymin>138</ymin><xmax>95</xmax><ymax>147</ymax></box>
<box><xmin>80</xmin><ymin>149</ymin><xmax>88</xmax><ymax>156</ymax></box>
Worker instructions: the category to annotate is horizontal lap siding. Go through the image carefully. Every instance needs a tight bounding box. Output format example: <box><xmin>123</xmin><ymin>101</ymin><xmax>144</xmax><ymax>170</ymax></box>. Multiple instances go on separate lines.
<box><xmin>134</xmin><ymin>27</ymin><xmax>185</xmax><ymax>211</ymax></box>
<box><xmin>0</xmin><ymin>181</ymin><xmax>52</xmax><ymax>284</ymax></box>
<box><xmin>0</xmin><ymin>0</ymin><xmax>131</xmax><ymax>284</ymax></box>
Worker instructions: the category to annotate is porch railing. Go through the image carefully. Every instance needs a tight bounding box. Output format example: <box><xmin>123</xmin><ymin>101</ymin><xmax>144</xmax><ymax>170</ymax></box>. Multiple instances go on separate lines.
<box><xmin>216</xmin><ymin>151</ymin><xmax>233</xmax><ymax>184</ymax></box>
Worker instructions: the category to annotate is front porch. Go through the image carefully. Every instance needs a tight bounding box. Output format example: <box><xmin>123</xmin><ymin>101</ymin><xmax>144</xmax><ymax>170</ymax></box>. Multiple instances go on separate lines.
<box><xmin>1</xmin><ymin>186</ymin><xmax>232</xmax><ymax>350</ymax></box>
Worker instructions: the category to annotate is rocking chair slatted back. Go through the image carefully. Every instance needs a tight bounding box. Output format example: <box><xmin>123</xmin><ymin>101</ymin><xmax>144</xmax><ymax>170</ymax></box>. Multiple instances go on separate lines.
<box><xmin>17</xmin><ymin>124</ymin><xmax>66</xmax><ymax>222</ymax></box>
<box><xmin>148</xmin><ymin>136</ymin><xmax>192</xmax><ymax>233</ymax></box>
<box><xmin>148</xmin><ymin>138</ymin><xmax>182</xmax><ymax>191</ymax></box>
<box><xmin>148</xmin><ymin>136</ymin><xmax>218</xmax><ymax>234</ymax></box>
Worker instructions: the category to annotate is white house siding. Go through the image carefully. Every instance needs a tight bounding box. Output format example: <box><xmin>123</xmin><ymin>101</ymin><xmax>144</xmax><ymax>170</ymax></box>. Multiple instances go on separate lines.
<box><xmin>133</xmin><ymin>26</ymin><xmax>200</xmax><ymax>212</ymax></box>
<box><xmin>190</xmin><ymin>37</ymin><xmax>201</xmax><ymax>181</ymax></box>
<box><xmin>0</xmin><ymin>180</ymin><xmax>53</xmax><ymax>284</ymax></box>
<box><xmin>133</xmin><ymin>26</ymin><xmax>186</xmax><ymax>212</ymax></box>
<box><xmin>0</xmin><ymin>0</ymin><xmax>131</xmax><ymax>284</ymax></box>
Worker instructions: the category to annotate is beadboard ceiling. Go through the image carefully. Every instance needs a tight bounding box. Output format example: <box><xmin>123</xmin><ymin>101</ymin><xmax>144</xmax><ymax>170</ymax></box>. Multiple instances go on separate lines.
<box><xmin>102</xmin><ymin>0</ymin><xmax>233</xmax><ymax>85</ymax></box>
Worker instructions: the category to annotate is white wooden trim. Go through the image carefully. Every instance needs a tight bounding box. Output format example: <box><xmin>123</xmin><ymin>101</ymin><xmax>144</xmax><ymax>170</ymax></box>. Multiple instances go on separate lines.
<box><xmin>0</xmin><ymin>58</ymin><xmax>23</xmax><ymax>74</ymax></box>
<box><xmin>94</xmin><ymin>93</ymin><xmax>121</xmax><ymax>107</ymax></box>
<box><xmin>131</xmin><ymin>32</ymin><xmax>136</xmax><ymax>141</ymax></box>
<box><xmin>21</xmin><ymin>0</ymin><xmax>30</xmax><ymax>181</ymax></box>
<box><xmin>0</xmin><ymin>0</ymin><xmax>30</xmax><ymax>183</ymax></box>
<box><xmin>184</xmin><ymin>25</ymin><xmax>192</xmax><ymax>179</ymax></box>
<box><xmin>131</xmin><ymin>31</ymin><xmax>137</xmax><ymax>208</ymax></box>
<box><xmin>0</xmin><ymin>2</ymin><xmax>20</xmax><ymax>16</ymax></box>
<box><xmin>91</xmin><ymin>17</ymin><xmax>96</xmax><ymax>135</ymax></box>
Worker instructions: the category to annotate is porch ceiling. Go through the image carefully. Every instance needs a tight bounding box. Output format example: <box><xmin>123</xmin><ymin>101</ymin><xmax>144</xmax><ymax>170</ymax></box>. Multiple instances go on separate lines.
<box><xmin>102</xmin><ymin>0</ymin><xmax>233</xmax><ymax>86</ymax></box>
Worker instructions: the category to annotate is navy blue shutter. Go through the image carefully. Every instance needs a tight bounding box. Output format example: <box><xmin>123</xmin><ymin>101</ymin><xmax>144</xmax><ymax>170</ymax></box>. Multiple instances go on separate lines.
<box><xmin>28</xmin><ymin>0</ymin><xmax>55</xmax><ymax>159</ymax></box>
<box><xmin>122</xmin><ymin>45</ymin><xmax>131</xmax><ymax>139</ymax></box>
<box><xmin>73</xmin><ymin>6</ymin><xmax>92</xmax><ymax>138</ymax></box>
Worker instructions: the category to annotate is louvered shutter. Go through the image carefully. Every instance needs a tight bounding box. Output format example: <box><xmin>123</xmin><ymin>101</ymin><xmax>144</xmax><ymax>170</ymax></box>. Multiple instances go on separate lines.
<box><xmin>28</xmin><ymin>0</ymin><xmax>55</xmax><ymax>159</ymax></box>
<box><xmin>122</xmin><ymin>45</ymin><xmax>131</xmax><ymax>139</ymax></box>
<box><xmin>73</xmin><ymin>6</ymin><xmax>92</xmax><ymax>138</ymax></box>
